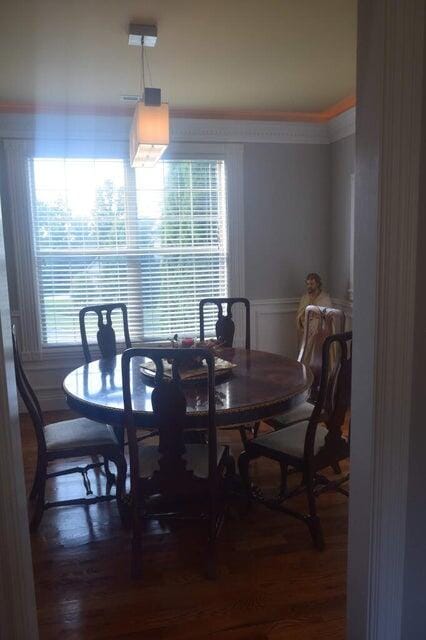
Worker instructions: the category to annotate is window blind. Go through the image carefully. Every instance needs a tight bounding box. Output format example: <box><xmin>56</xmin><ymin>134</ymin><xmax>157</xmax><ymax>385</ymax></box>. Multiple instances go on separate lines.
<box><xmin>30</xmin><ymin>157</ymin><xmax>228</xmax><ymax>345</ymax></box>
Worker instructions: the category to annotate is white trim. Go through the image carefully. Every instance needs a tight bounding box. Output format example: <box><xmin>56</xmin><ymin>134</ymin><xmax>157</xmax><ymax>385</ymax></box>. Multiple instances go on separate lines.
<box><xmin>4</xmin><ymin>140</ymin><xmax>42</xmax><ymax>357</ymax></box>
<box><xmin>347</xmin><ymin>1</ymin><xmax>424</xmax><ymax>638</ymax></box>
<box><xmin>250</xmin><ymin>297</ymin><xmax>299</xmax><ymax>307</ymax></box>
<box><xmin>328</xmin><ymin>107</ymin><xmax>356</xmax><ymax>143</ymax></box>
<box><xmin>0</xmin><ymin>197</ymin><xmax>39</xmax><ymax>637</ymax></box>
<box><xmin>348</xmin><ymin>173</ymin><xmax>355</xmax><ymax>302</ymax></box>
<box><xmin>0</xmin><ymin>111</ymin><xmax>353</xmax><ymax>146</ymax></box>
<box><xmin>172</xmin><ymin>117</ymin><xmax>329</xmax><ymax>145</ymax></box>
<box><xmin>224</xmin><ymin>144</ymin><xmax>245</xmax><ymax>346</ymax></box>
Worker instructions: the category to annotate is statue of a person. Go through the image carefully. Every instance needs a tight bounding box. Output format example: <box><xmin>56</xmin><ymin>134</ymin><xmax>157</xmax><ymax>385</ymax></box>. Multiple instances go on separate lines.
<box><xmin>296</xmin><ymin>272</ymin><xmax>331</xmax><ymax>339</ymax></box>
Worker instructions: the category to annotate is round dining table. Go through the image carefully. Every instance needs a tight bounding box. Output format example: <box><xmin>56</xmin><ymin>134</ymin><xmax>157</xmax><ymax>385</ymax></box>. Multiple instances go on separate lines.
<box><xmin>63</xmin><ymin>348</ymin><xmax>312</xmax><ymax>434</ymax></box>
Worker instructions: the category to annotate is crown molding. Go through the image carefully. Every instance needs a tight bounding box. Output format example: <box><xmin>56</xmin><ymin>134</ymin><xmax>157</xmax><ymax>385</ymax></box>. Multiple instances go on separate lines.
<box><xmin>0</xmin><ymin>109</ymin><xmax>354</xmax><ymax>146</ymax></box>
<box><xmin>327</xmin><ymin>107</ymin><xmax>356</xmax><ymax>142</ymax></box>
<box><xmin>171</xmin><ymin>117</ymin><xmax>329</xmax><ymax>144</ymax></box>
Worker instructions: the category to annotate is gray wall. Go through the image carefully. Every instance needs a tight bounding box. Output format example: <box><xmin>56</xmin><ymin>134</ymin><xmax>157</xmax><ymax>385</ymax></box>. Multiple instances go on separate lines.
<box><xmin>330</xmin><ymin>134</ymin><xmax>355</xmax><ymax>299</ymax></box>
<box><xmin>244</xmin><ymin>142</ymin><xmax>331</xmax><ymax>299</ymax></box>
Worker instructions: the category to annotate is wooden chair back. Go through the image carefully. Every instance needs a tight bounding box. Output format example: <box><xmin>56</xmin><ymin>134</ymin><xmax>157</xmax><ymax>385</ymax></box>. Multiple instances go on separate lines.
<box><xmin>79</xmin><ymin>303</ymin><xmax>132</xmax><ymax>363</ymax></box>
<box><xmin>298</xmin><ymin>305</ymin><xmax>345</xmax><ymax>402</ymax></box>
<box><xmin>121</xmin><ymin>347</ymin><xmax>217</xmax><ymax>499</ymax></box>
<box><xmin>12</xmin><ymin>327</ymin><xmax>47</xmax><ymax>454</ymax></box>
<box><xmin>305</xmin><ymin>331</ymin><xmax>352</xmax><ymax>465</ymax></box>
<box><xmin>199</xmin><ymin>297</ymin><xmax>250</xmax><ymax>349</ymax></box>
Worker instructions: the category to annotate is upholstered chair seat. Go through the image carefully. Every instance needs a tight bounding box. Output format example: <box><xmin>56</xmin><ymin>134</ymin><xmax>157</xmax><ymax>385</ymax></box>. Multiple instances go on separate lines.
<box><xmin>269</xmin><ymin>401</ymin><xmax>314</xmax><ymax>429</ymax></box>
<box><xmin>44</xmin><ymin>418</ymin><xmax>118</xmax><ymax>452</ymax></box>
<box><xmin>249</xmin><ymin>422</ymin><xmax>329</xmax><ymax>461</ymax></box>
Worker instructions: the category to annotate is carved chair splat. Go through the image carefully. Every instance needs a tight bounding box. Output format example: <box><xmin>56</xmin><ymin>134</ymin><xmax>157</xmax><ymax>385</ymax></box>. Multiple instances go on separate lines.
<box><xmin>79</xmin><ymin>303</ymin><xmax>132</xmax><ymax>364</ymax></box>
<box><xmin>199</xmin><ymin>297</ymin><xmax>250</xmax><ymax>349</ymax></box>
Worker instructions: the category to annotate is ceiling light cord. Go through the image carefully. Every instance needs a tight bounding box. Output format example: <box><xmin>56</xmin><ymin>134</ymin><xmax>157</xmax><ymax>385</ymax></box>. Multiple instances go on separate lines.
<box><xmin>145</xmin><ymin>48</ymin><xmax>153</xmax><ymax>89</ymax></box>
<box><xmin>140</xmin><ymin>37</ymin><xmax>146</xmax><ymax>99</ymax></box>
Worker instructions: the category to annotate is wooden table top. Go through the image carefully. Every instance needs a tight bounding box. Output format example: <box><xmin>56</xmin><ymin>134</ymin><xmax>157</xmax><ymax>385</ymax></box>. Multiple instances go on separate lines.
<box><xmin>63</xmin><ymin>348</ymin><xmax>312</xmax><ymax>429</ymax></box>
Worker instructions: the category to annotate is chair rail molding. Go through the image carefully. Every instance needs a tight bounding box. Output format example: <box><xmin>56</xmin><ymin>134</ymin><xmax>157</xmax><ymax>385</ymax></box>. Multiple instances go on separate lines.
<box><xmin>347</xmin><ymin>1</ymin><xmax>424</xmax><ymax>638</ymax></box>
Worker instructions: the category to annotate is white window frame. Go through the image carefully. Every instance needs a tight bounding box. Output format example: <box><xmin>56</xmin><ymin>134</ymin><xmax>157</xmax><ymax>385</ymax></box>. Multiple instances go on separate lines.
<box><xmin>4</xmin><ymin>138</ymin><xmax>245</xmax><ymax>360</ymax></box>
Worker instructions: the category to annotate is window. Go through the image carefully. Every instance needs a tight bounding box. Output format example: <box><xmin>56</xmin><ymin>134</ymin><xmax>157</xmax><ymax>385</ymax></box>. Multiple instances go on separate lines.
<box><xmin>30</xmin><ymin>156</ymin><xmax>228</xmax><ymax>345</ymax></box>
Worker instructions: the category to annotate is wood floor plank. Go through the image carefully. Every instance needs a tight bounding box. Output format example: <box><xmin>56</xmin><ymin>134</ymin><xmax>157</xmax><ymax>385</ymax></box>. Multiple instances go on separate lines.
<box><xmin>21</xmin><ymin>411</ymin><xmax>348</xmax><ymax>640</ymax></box>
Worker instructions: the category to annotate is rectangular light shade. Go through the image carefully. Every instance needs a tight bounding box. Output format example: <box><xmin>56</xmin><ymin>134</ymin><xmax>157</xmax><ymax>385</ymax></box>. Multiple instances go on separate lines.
<box><xmin>130</xmin><ymin>102</ymin><xmax>169</xmax><ymax>168</ymax></box>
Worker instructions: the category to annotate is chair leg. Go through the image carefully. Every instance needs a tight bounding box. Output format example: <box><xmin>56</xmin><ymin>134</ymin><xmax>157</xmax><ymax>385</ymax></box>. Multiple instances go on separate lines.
<box><xmin>239</xmin><ymin>425</ymin><xmax>249</xmax><ymax>448</ymax></box>
<box><xmin>306</xmin><ymin>473</ymin><xmax>324</xmax><ymax>551</ymax></box>
<box><xmin>29</xmin><ymin>465</ymin><xmax>46</xmax><ymax>533</ymax></box>
<box><xmin>238</xmin><ymin>450</ymin><xmax>254</xmax><ymax>504</ymax></box>
<box><xmin>114</xmin><ymin>455</ymin><xmax>130</xmax><ymax>528</ymax></box>
<box><xmin>239</xmin><ymin>423</ymin><xmax>260</xmax><ymax>448</ymax></box>
<box><xmin>207</xmin><ymin>494</ymin><xmax>218</xmax><ymax>580</ymax></box>
<box><xmin>29</xmin><ymin>456</ymin><xmax>44</xmax><ymax>500</ymax></box>
<box><xmin>331</xmin><ymin>462</ymin><xmax>342</xmax><ymax>475</ymax></box>
<box><xmin>279</xmin><ymin>462</ymin><xmax>288</xmax><ymax>497</ymax></box>
<box><xmin>104</xmin><ymin>457</ymin><xmax>116</xmax><ymax>495</ymax></box>
<box><xmin>252</xmin><ymin>421</ymin><xmax>260</xmax><ymax>438</ymax></box>
<box><xmin>131</xmin><ymin>534</ymin><xmax>142</xmax><ymax>579</ymax></box>
<box><xmin>131</xmin><ymin>494</ymin><xmax>143</xmax><ymax>579</ymax></box>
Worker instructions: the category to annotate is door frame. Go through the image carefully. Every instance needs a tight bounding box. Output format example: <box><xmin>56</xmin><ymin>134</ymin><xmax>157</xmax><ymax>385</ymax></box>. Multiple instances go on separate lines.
<box><xmin>347</xmin><ymin>0</ymin><xmax>425</xmax><ymax>637</ymax></box>
<box><xmin>0</xmin><ymin>189</ymin><xmax>39</xmax><ymax>638</ymax></box>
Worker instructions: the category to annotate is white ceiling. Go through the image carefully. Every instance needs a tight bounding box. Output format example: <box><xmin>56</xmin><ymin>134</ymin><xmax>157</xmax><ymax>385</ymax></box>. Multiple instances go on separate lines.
<box><xmin>0</xmin><ymin>0</ymin><xmax>357</xmax><ymax>114</ymax></box>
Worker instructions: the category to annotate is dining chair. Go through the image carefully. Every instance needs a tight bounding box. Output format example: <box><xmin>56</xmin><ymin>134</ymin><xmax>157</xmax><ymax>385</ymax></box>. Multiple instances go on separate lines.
<box><xmin>266</xmin><ymin>305</ymin><xmax>345</xmax><ymax>431</ymax></box>
<box><xmin>80</xmin><ymin>303</ymin><xmax>157</xmax><ymax>450</ymax></box>
<box><xmin>239</xmin><ymin>331</ymin><xmax>352</xmax><ymax>549</ymax></box>
<box><xmin>199</xmin><ymin>297</ymin><xmax>250</xmax><ymax>349</ymax></box>
<box><xmin>79</xmin><ymin>303</ymin><xmax>132</xmax><ymax>363</ymax></box>
<box><xmin>199</xmin><ymin>297</ymin><xmax>257</xmax><ymax>444</ymax></box>
<box><xmin>121</xmin><ymin>346</ymin><xmax>235</xmax><ymax>579</ymax></box>
<box><xmin>12</xmin><ymin>328</ymin><xmax>126</xmax><ymax>532</ymax></box>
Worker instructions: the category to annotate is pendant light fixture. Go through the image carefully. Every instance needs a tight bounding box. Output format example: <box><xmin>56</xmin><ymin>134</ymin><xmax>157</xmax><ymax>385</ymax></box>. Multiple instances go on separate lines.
<box><xmin>128</xmin><ymin>24</ymin><xmax>169</xmax><ymax>168</ymax></box>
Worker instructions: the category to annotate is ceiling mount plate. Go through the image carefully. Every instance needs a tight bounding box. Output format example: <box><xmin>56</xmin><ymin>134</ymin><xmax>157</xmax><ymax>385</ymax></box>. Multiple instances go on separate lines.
<box><xmin>128</xmin><ymin>24</ymin><xmax>158</xmax><ymax>47</ymax></box>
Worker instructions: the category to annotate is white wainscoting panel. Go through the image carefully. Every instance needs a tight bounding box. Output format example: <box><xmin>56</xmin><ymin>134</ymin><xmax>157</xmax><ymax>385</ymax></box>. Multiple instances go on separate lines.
<box><xmin>250</xmin><ymin>298</ymin><xmax>300</xmax><ymax>358</ymax></box>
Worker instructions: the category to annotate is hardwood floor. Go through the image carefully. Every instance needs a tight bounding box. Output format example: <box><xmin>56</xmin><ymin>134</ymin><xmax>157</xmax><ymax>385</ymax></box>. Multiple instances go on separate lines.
<box><xmin>21</xmin><ymin>411</ymin><xmax>348</xmax><ymax>640</ymax></box>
